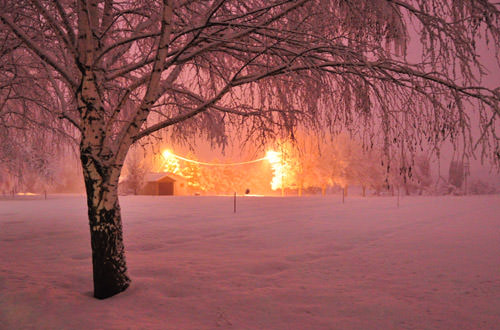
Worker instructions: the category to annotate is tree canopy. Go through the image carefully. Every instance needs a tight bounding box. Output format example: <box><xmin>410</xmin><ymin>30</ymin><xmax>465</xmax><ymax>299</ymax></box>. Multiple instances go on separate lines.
<box><xmin>1</xmin><ymin>0</ymin><xmax>499</xmax><ymax>163</ymax></box>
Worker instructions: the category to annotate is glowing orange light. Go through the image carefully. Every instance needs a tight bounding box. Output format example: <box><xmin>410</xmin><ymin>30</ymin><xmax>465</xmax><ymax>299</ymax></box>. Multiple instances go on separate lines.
<box><xmin>161</xmin><ymin>149</ymin><xmax>288</xmax><ymax>193</ymax></box>
<box><xmin>162</xmin><ymin>149</ymin><xmax>180</xmax><ymax>174</ymax></box>
<box><xmin>266</xmin><ymin>150</ymin><xmax>287</xmax><ymax>191</ymax></box>
<box><xmin>266</xmin><ymin>150</ymin><xmax>281</xmax><ymax>164</ymax></box>
<box><xmin>162</xmin><ymin>149</ymin><xmax>172</xmax><ymax>159</ymax></box>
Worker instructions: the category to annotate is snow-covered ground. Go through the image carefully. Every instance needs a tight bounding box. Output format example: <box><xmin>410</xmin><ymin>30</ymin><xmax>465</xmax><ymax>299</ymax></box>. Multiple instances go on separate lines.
<box><xmin>1</xmin><ymin>194</ymin><xmax>499</xmax><ymax>329</ymax></box>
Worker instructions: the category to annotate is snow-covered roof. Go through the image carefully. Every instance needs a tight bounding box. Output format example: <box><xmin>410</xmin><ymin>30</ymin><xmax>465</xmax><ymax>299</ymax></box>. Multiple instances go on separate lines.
<box><xmin>144</xmin><ymin>172</ymin><xmax>168</xmax><ymax>182</ymax></box>
<box><xmin>144</xmin><ymin>172</ymin><xmax>186</xmax><ymax>182</ymax></box>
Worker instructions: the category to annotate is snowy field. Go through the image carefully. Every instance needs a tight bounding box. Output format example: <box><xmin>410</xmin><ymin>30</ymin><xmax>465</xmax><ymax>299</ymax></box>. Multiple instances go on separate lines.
<box><xmin>1</xmin><ymin>194</ymin><xmax>500</xmax><ymax>329</ymax></box>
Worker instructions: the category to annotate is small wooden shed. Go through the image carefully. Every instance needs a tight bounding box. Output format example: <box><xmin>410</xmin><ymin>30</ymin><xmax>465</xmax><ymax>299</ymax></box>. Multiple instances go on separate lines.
<box><xmin>140</xmin><ymin>172</ymin><xmax>188</xmax><ymax>196</ymax></box>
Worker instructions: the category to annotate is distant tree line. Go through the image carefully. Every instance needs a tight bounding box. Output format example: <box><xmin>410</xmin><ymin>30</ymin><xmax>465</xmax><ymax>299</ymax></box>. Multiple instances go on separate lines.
<box><xmin>118</xmin><ymin>133</ymin><xmax>497</xmax><ymax>197</ymax></box>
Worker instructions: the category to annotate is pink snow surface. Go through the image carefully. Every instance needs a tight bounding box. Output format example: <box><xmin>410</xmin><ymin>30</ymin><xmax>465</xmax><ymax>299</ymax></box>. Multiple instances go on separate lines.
<box><xmin>1</xmin><ymin>194</ymin><xmax>499</xmax><ymax>329</ymax></box>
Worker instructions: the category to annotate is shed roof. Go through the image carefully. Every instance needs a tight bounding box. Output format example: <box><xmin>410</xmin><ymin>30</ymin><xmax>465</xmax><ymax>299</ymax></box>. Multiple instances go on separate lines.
<box><xmin>144</xmin><ymin>172</ymin><xmax>186</xmax><ymax>183</ymax></box>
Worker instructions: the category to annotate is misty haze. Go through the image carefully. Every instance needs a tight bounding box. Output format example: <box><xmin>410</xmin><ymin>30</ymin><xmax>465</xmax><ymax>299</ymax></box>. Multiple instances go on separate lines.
<box><xmin>1</xmin><ymin>0</ymin><xmax>500</xmax><ymax>329</ymax></box>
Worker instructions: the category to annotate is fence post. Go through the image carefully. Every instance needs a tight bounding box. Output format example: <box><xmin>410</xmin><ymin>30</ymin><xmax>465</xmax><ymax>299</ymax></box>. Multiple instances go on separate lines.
<box><xmin>397</xmin><ymin>185</ymin><xmax>400</xmax><ymax>208</ymax></box>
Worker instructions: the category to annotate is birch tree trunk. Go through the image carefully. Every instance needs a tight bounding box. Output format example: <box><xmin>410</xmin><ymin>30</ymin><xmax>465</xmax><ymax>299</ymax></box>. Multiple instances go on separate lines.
<box><xmin>77</xmin><ymin>57</ymin><xmax>132</xmax><ymax>298</ymax></box>
<box><xmin>81</xmin><ymin>148</ymin><xmax>130</xmax><ymax>299</ymax></box>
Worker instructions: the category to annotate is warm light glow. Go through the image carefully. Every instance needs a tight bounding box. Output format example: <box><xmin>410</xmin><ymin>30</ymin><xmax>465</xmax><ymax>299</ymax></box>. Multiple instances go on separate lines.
<box><xmin>266</xmin><ymin>150</ymin><xmax>281</xmax><ymax>164</ymax></box>
<box><xmin>162</xmin><ymin>149</ymin><xmax>172</xmax><ymax>159</ymax></box>
<box><xmin>161</xmin><ymin>149</ymin><xmax>289</xmax><ymax>192</ymax></box>
<box><xmin>266</xmin><ymin>150</ymin><xmax>287</xmax><ymax>191</ymax></box>
<box><xmin>162</xmin><ymin>149</ymin><xmax>180</xmax><ymax>174</ymax></box>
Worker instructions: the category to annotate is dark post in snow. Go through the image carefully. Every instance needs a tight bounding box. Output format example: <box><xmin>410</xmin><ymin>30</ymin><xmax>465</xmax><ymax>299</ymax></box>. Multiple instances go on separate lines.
<box><xmin>234</xmin><ymin>192</ymin><xmax>236</xmax><ymax>213</ymax></box>
<box><xmin>397</xmin><ymin>185</ymin><xmax>400</xmax><ymax>208</ymax></box>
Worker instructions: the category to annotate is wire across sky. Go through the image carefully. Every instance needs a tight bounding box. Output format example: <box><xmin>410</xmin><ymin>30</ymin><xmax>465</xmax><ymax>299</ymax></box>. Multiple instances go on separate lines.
<box><xmin>162</xmin><ymin>150</ymin><xmax>275</xmax><ymax>167</ymax></box>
